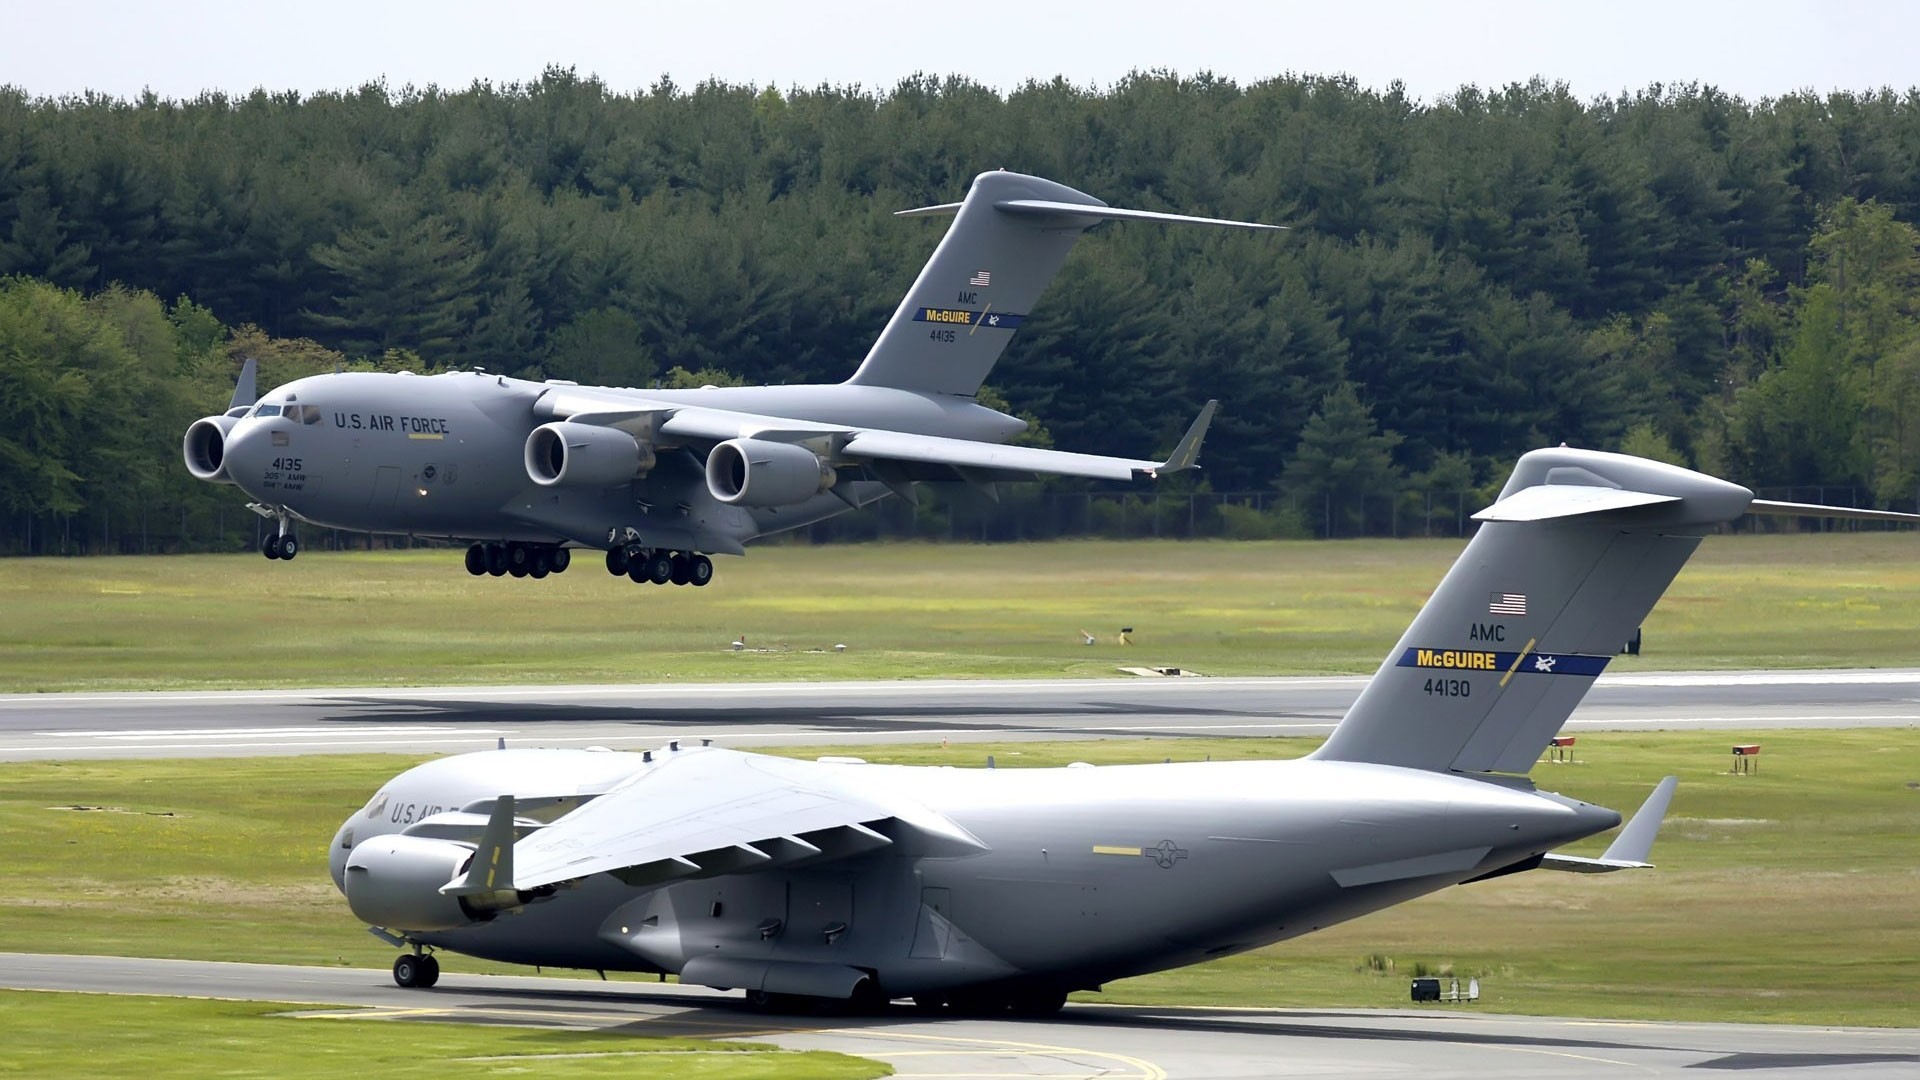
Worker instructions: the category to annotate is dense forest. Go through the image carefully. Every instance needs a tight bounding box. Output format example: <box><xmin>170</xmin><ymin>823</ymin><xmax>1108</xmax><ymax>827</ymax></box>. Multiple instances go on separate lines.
<box><xmin>3</xmin><ymin>69</ymin><xmax>1919</xmax><ymax>552</ymax></box>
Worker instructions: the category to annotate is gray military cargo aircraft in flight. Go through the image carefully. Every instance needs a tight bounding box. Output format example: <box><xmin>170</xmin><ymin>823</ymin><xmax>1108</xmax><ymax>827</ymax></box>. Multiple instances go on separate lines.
<box><xmin>183</xmin><ymin>171</ymin><xmax>1269</xmax><ymax>586</ymax></box>
<box><xmin>328</xmin><ymin>447</ymin><xmax>1916</xmax><ymax>1011</ymax></box>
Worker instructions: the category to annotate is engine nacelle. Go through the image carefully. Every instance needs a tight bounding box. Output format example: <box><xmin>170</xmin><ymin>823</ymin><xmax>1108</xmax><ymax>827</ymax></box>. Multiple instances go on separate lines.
<box><xmin>344</xmin><ymin>834</ymin><xmax>512</xmax><ymax>932</ymax></box>
<box><xmin>705</xmin><ymin>438</ymin><xmax>836</xmax><ymax>507</ymax></box>
<box><xmin>524</xmin><ymin>421</ymin><xmax>655</xmax><ymax>488</ymax></box>
<box><xmin>182</xmin><ymin>414</ymin><xmax>240</xmax><ymax>484</ymax></box>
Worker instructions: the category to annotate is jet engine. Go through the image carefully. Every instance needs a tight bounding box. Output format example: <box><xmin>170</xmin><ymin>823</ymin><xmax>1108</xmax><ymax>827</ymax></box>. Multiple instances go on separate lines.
<box><xmin>344</xmin><ymin>834</ymin><xmax>523</xmax><ymax>932</ymax></box>
<box><xmin>524</xmin><ymin>421</ymin><xmax>656</xmax><ymax>488</ymax></box>
<box><xmin>181</xmin><ymin>415</ymin><xmax>240</xmax><ymax>484</ymax></box>
<box><xmin>705</xmin><ymin>438</ymin><xmax>836</xmax><ymax>507</ymax></box>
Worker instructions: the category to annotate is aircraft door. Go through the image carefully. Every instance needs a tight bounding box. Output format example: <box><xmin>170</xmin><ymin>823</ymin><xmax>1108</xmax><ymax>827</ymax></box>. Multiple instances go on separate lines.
<box><xmin>909</xmin><ymin>887</ymin><xmax>952</xmax><ymax>959</ymax></box>
<box><xmin>782</xmin><ymin>875</ymin><xmax>853</xmax><ymax>952</ymax></box>
<box><xmin>369</xmin><ymin>465</ymin><xmax>401</xmax><ymax>509</ymax></box>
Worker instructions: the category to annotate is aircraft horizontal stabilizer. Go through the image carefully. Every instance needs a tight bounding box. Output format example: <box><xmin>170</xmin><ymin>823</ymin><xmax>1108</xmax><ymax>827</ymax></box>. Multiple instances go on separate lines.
<box><xmin>1472</xmin><ymin>485</ymin><xmax>1680</xmax><ymax>522</ymax></box>
<box><xmin>1540</xmin><ymin>776</ymin><xmax>1677</xmax><ymax>874</ymax></box>
<box><xmin>1746</xmin><ymin>499</ymin><xmax>1920</xmax><ymax>524</ymax></box>
<box><xmin>993</xmin><ymin>199</ymin><xmax>1287</xmax><ymax>231</ymax></box>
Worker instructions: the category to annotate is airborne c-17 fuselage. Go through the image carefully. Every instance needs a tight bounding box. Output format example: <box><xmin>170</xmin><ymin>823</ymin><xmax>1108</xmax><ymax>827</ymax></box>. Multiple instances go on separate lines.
<box><xmin>184</xmin><ymin>171</ymin><xmax>1260</xmax><ymax>587</ymax></box>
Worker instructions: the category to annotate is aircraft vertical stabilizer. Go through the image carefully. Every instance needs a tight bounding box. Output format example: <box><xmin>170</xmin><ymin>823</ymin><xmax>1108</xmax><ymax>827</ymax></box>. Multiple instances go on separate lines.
<box><xmin>1312</xmin><ymin>448</ymin><xmax>1914</xmax><ymax>775</ymax></box>
<box><xmin>850</xmin><ymin>171</ymin><xmax>1279</xmax><ymax>398</ymax></box>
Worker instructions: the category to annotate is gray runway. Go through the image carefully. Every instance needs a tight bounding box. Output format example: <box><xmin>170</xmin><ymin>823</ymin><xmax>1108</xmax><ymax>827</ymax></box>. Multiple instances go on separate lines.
<box><xmin>5</xmin><ymin>952</ymin><xmax>1914</xmax><ymax>1079</ymax></box>
<box><xmin>2</xmin><ymin>669</ymin><xmax>1917</xmax><ymax>759</ymax></box>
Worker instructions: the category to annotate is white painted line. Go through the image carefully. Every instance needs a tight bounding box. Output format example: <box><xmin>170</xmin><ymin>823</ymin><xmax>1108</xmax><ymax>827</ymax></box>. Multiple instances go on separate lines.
<box><xmin>38</xmin><ymin>726</ymin><xmax>502</xmax><ymax>738</ymax></box>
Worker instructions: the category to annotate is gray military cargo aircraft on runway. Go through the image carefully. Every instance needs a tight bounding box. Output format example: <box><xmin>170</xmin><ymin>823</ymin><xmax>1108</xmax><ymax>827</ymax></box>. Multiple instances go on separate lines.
<box><xmin>183</xmin><ymin>171</ymin><xmax>1269</xmax><ymax>586</ymax></box>
<box><xmin>328</xmin><ymin>447</ymin><xmax>1917</xmax><ymax>1012</ymax></box>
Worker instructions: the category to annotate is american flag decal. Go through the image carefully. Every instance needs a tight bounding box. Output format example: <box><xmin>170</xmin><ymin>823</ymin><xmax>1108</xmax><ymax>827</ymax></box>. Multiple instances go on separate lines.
<box><xmin>969</xmin><ymin>270</ymin><xmax>992</xmax><ymax>287</ymax></box>
<box><xmin>1488</xmin><ymin>592</ymin><xmax>1528</xmax><ymax>616</ymax></box>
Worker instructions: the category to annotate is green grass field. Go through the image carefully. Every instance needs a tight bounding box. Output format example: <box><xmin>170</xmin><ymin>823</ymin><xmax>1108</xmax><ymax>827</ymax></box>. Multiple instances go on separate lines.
<box><xmin>2</xmin><ymin>534</ymin><xmax>1918</xmax><ymax>691</ymax></box>
<box><xmin>4</xmin><ymin>733</ymin><xmax>1915</xmax><ymax>1026</ymax></box>
<box><xmin>0</xmin><ymin>991</ymin><xmax>887</xmax><ymax>1079</ymax></box>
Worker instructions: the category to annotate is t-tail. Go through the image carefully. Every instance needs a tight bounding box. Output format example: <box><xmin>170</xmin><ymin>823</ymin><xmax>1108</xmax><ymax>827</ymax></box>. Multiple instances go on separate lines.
<box><xmin>847</xmin><ymin>171</ymin><xmax>1282</xmax><ymax>398</ymax></box>
<box><xmin>1313</xmin><ymin>447</ymin><xmax>1919</xmax><ymax>776</ymax></box>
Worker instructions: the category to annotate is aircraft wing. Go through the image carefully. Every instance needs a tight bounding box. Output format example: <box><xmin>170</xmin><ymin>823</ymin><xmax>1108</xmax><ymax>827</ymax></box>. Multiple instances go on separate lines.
<box><xmin>535</xmin><ymin>387</ymin><xmax>1217</xmax><ymax>480</ymax></box>
<box><xmin>496</xmin><ymin>747</ymin><xmax>985</xmax><ymax>893</ymax></box>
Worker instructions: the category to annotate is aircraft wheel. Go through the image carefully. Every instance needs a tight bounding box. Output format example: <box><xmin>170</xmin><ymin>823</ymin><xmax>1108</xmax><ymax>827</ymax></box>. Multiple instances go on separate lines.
<box><xmin>945</xmin><ymin>989</ymin><xmax>1008</xmax><ymax>1017</ymax></box>
<box><xmin>416</xmin><ymin>954</ymin><xmax>441</xmax><ymax>988</ymax></box>
<box><xmin>668</xmin><ymin>552</ymin><xmax>691</xmax><ymax>586</ymax></box>
<box><xmin>279</xmin><ymin>535</ymin><xmax>299</xmax><ymax>560</ymax></box>
<box><xmin>605</xmin><ymin>546</ymin><xmax>628</xmax><ymax>576</ymax></box>
<box><xmin>531</xmin><ymin>548</ymin><xmax>553</xmax><ymax>578</ymax></box>
<box><xmin>645</xmin><ymin>550</ymin><xmax>674</xmax><ymax>585</ymax></box>
<box><xmin>550</xmin><ymin>547</ymin><xmax>570</xmax><ymax>573</ymax></box>
<box><xmin>262</xmin><ymin>535</ymin><xmax>281</xmax><ymax>560</ymax></box>
<box><xmin>745</xmin><ymin>989</ymin><xmax>806</xmax><ymax>1012</ymax></box>
<box><xmin>843</xmin><ymin>977</ymin><xmax>888</xmax><ymax>1015</ymax></box>
<box><xmin>689</xmin><ymin>554</ymin><xmax>714</xmax><ymax>587</ymax></box>
<box><xmin>626</xmin><ymin>558</ymin><xmax>650</xmax><ymax>584</ymax></box>
<box><xmin>506</xmin><ymin>543</ymin><xmax>531</xmax><ymax>574</ymax></box>
<box><xmin>485</xmin><ymin>543</ymin><xmax>508</xmax><ymax>577</ymax></box>
<box><xmin>393</xmin><ymin>953</ymin><xmax>429</xmax><ymax>989</ymax></box>
<box><xmin>464</xmin><ymin>544</ymin><xmax>487</xmax><ymax>576</ymax></box>
<box><xmin>1005</xmin><ymin>988</ymin><xmax>1067</xmax><ymax>1018</ymax></box>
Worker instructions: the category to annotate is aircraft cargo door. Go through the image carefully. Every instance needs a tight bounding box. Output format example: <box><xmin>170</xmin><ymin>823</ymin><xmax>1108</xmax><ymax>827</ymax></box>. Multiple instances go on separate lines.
<box><xmin>910</xmin><ymin>887</ymin><xmax>952</xmax><ymax>959</ymax></box>
<box><xmin>369</xmin><ymin>465</ymin><xmax>401</xmax><ymax>509</ymax></box>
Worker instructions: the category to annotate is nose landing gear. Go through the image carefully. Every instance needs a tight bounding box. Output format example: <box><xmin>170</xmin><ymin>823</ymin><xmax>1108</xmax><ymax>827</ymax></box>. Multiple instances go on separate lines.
<box><xmin>254</xmin><ymin>505</ymin><xmax>298</xmax><ymax>560</ymax></box>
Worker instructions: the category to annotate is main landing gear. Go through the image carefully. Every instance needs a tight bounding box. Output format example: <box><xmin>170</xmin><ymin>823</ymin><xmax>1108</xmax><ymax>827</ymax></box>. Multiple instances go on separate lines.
<box><xmin>464</xmin><ymin>542</ymin><xmax>571</xmax><ymax>579</ymax></box>
<box><xmin>391</xmin><ymin>951</ymin><xmax>440</xmax><ymax>988</ymax></box>
<box><xmin>603</xmin><ymin>544</ymin><xmax>713</xmax><ymax>588</ymax></box>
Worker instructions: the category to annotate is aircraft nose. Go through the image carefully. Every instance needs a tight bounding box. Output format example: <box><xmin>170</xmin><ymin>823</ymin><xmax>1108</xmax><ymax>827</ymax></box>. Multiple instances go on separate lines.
<box><xmin>221</xmin><ymin>421</ymin><xmax>272</xmax><ymax>498</ymax></box>
<box><xmin>328</xmin><ymin>820</ymin><xmax>354</xmax><ymax>894</ymax></box>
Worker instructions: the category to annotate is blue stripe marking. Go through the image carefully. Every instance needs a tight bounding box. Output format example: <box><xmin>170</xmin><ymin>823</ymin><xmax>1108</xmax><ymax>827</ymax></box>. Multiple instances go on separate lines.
<box><xmin>913</xmin><ymin>307</ymin><xmax>1027</xmax><ymax>330</ymax></box>
<box><xmin>1395</xmin><ymin>648</ymin><xmax>1611</xmax><ymax>677</ymax></box>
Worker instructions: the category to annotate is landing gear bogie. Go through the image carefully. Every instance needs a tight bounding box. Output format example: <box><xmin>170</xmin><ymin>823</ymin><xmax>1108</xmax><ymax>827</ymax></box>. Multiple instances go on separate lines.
<box><xmin>392</xmin><ymin>952</ymin><xmax>440</xmax><ymax>989</ymax></box>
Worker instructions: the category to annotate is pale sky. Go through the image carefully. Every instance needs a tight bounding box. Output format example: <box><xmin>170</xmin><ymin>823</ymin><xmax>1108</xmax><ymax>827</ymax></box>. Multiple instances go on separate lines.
<box><xmin>3</xmin><ymin>0</ymin><xmax>1914</xmax><ymax>104</ymax></box>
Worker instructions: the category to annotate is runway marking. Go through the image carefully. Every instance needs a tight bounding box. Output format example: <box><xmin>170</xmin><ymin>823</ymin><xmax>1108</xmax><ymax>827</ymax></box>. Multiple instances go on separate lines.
<box><xmin>9</xmin><ymin>668</ymin><xmax>1912</xmax><ymax>709</ymax></box>
<box><xmin>799</xmin><ymin>1027</ymin><xmax>1166</xmax><ymax>1080</ymax></box>
<box><xmin>38</xmin><ymin>726</ymin><xmax>505</xmax><ymax>740</ymax></box>
<box><xmin>291</xmin><ymin>1003</ymin><xmax>1164</xmax><ymax>1079</ymax></box>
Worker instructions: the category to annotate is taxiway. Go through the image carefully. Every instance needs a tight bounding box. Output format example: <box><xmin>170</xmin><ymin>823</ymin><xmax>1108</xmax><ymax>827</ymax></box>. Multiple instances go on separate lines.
<box><xmin>1</xmin><ymin>669</ymin><xmax>1916</xmax><ymax>759</ymax></box>
<box><xmin>4</xmin><ymin>953</ymin><xmax>1914</xmax><ymax>1079</ymax></box>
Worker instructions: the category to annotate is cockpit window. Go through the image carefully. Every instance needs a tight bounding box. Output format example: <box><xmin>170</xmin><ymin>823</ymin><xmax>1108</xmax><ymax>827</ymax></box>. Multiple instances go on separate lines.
<box><xmin>364</xmin><ymin>792</ymin><xmax>390</xmax><ymax>821</ymax></box>
<box><xmin>253</xmin><ymin>404</ymin><xmax>282</xmax><ymax>418</ymax></box>
<box><xmin>303</xmin><ymin>405</ymin><xmax>323</xmax><ymax>425</ymax></box>
<box><xmin>282</xmin><ymin>405</ymin><xmax>304</xmax><ymax>423</ymax></box>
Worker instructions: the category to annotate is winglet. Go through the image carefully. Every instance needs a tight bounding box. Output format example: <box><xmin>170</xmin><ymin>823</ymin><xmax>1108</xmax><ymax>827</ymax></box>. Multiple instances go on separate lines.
<box><xmin>1539</xmin><ymin>776</ymin><xmax>1678</xmax><ymax>874</ymax></box>
<box><xmin>1152</xmin><ymin>400</ymin><xmax>1219</xmax><ymax>476</ymax></box>
<box><xmin>1601</xmin><ymin>775</ymin><xmax>1678</xmax><ymax>863</ymax></box>
<box><xmin>443</xmin><ymin>794</ymin><xmax>516</xmax><ymax>896</ymax></box>
<box><xmin>226</xmin><ymin>357</ymin><xmax>258</xmax><ymax>413</ymax></box>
